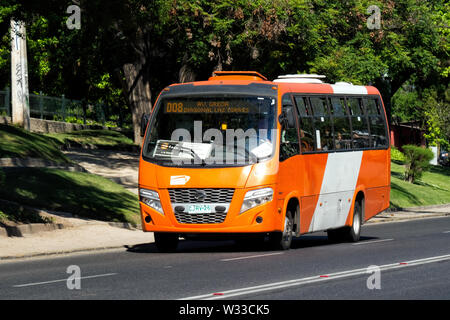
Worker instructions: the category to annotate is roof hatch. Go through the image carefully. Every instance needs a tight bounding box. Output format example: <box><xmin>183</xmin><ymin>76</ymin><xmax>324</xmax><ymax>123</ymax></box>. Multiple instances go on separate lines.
<box><xmin>273</xmin><ymin>74</ymin><xmax>326</xmax><ymax>84</ymax></box>
<box><xmin>209</xmin><ymin>71</ymin><xmax>268</xmax><ymax>81</ymax></box>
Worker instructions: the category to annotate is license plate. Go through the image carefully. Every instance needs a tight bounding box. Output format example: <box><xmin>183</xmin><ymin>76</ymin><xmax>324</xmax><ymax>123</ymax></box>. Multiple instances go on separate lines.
<box><xmin>188</xmin><ymin>204</ymin><xmax>212</xmax><ymax>214</ymax></box>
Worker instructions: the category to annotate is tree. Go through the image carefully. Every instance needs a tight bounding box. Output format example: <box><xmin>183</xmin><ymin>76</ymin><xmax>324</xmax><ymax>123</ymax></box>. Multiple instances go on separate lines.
<box><xmin>1</xmin><ymin>0</ymin><xmax>448</xmax><ymax>146</ymax></box>
<box><xmin>402</xmin><ymin>144</ymin><xmax>434</xmax><ymax>183</ymax></box>
<box><xmin>423</xmin><ymin>86</ymin><xmax>450</xmax><ymax>150</ymax></box>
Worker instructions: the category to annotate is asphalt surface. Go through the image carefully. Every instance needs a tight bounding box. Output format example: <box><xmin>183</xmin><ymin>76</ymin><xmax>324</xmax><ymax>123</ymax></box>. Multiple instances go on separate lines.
<box><xmin>0</xmin><ymin>217</ymin><xmax>449</xmax><ymax>300</ymax></box>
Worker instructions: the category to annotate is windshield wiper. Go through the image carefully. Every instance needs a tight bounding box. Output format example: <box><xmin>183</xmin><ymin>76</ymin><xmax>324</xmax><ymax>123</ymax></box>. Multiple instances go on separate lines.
<box><xmin>174</xmin><ymin>145</ymin><xmax>207</xmax><ymax>166</ymax></box>
<box><xmin>225</xmin><ymin>143</ymin><xmax>259</xmax><ymax>164</ymax></box>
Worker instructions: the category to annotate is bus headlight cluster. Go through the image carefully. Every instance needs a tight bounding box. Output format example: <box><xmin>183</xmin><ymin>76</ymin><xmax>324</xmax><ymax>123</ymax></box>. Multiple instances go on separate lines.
<box><xmin>240</xmin><ymin>187</ymin><xmax>273</xmax><ymax>214</ymax></box>
<box><xmin>139</xmin><ymin>189</ymin><xmax>163</xmax><ymax>214</ymax></box>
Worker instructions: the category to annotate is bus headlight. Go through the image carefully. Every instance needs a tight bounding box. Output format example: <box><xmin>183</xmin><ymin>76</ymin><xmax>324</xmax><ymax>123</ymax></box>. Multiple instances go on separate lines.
<box><xmin>139</xmin><ymin>189</ymin><xmax>163</xmax><ymax>214</ymax></box>
<box><xmin>240</xmin><ymin>187</ymin><xmax>273</xmax><ymax>214</ymax></box>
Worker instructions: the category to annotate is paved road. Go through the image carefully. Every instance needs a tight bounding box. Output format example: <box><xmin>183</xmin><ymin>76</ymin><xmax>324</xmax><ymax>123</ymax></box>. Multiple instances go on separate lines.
<box><xmin>0</xmin><ymin>217</ymin><xmax>448</xmax><ymax>301</ymax></box>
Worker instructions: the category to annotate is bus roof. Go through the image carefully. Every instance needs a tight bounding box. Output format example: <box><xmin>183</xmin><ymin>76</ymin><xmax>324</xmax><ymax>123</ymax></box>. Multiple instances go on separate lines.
<box><xmin>165</xmin><ymin>71</ymin><xmax>381</xmax><ymax>96</ymax></box>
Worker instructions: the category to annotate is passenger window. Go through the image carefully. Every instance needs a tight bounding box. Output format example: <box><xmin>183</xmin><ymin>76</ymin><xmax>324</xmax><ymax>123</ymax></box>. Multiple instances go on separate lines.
<box><xmin>347</xmin><ymin>97</ymin><xmax>370</xmax><ymax>149</ymax></box>
<box><xmin>365</xmin><ymin>98</ymin><xmax>388</xmax><ymax>148</ymax></box>
<box><xmin>310</xmin><ymin>97</ymin><xmax>333</xmax><ymax>151</ymax></box>
<box><xmin>295</xmin><ymin>96</ymin><xmax>310</xmax><ymax>117</ymax></box>
<box><xmin>347</xmin><ymin>98</ymin><xmax>363</xmax><ymax>116</ymax></box>
<box><xmin>330</xmin><ymin>97</ymin><xmax>352</xmax><ymax>150</ymax></box>
<box><xmin>365</xmin><ymin>98</ymin><xmax>379</xmax><ymax>115</ymax></box>
<box><xmin>295</xmin><ymin>96</ymin><xmax>315</xmax><ymax>153</ymax></box>
<box><xmin>280</xmin><ymin>96</ymin><xmax>300</xmax><ymax>161</ymax></box>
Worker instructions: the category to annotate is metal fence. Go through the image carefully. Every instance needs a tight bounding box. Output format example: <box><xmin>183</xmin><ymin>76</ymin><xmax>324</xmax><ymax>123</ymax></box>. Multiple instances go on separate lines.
<box><xmin>0</xmin><ymin>87</ymin><xmax>124</xmax><ymax>127</ymax></box>
<box><xmin>0</xmin><ymin>87</ymin><xmax>10</xmax><ymax>116</ymax></box>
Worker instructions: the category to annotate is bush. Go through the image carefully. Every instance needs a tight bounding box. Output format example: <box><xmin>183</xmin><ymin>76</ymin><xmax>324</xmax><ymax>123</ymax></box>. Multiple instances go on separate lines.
<box><xmin>391</xmin><ymin>146</ymin><xmax>405</xmax><ymax>162</ymax></box>
<box><xmin>402</xmin><ymin>145</ymin><xmax>434</xmax><ymax>183</ymax></box>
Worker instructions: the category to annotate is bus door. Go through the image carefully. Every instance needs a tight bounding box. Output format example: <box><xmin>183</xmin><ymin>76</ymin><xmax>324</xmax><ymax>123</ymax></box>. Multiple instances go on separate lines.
<box><xmin>277</xmin><ymin>94</ymin><xmax>301</xmax><ymax>234</ymax></box>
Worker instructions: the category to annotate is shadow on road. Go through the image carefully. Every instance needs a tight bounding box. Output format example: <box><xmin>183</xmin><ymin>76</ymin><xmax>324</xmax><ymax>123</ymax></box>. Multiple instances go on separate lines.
<box><xmin>125</xmin><ymin>234</ymin><xmax>380</xmax><ymax>254</ymax></box>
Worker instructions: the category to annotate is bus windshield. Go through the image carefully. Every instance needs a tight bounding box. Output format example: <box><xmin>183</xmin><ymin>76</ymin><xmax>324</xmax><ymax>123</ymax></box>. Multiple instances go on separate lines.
<box><xmin>142</xmin><ymin>95</ymin><xmax>277</xmax><ymax>167</ymax></box>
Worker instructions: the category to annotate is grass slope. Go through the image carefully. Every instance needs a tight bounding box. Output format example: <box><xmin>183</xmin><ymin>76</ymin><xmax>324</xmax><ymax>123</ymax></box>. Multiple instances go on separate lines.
<box><xmin>46</xmin><ymin>129</ymin><xmax>135</xmax><ymax>148</ymax></box>
<box><xmin>0</xmin><ymin>124</ymin><xmax>70</xmax><ymax>163</ymax></box>
<box><xmin>390</xmin><ymin>161</ymin><xmax>450</xmax><ymax>209</ymax></box>
<box><xmin>0</xmin><ymin>124</ymin><xmax>140</xmax><ymax>225</ymax></box>
<box><xmin>0</xmin><ymin>167</ymin><xmax>140</xmax><ymax>226</ymax></box>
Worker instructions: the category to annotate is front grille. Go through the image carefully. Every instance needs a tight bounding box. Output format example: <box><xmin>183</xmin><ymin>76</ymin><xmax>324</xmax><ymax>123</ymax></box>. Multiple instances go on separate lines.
<box><xmin>168</xmin><ymin>188</ymin><xmax>234</xmax><ymax>224</ymax></box>
<box><xmin>174</xmin><ymin>211</ymin><xmax>227</xmax><ymax>224</ymax></box>
<box><xmin>168</xmin><ymin>188</ymin><xmax>234</xmax><ymax>204</ymax></box>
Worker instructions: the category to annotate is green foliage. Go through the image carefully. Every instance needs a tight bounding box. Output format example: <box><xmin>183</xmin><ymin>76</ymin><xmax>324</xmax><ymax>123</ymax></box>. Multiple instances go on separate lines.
<box><xmin>423</xmin><ymin>87</ymin><xmax>450</xmax><ymax>149</ymax></box>
<box><xmin>46</xmin><ymin>129</ymin><xmax>135</xmax><ymax>148</ymax></box>
<box><xmin>390</xmin><ymin>161</ymin><xmax>450</xmax><ymax>208</ymax></box>
<box><xmin>0</xmin><ymin>200</ymin><xmax>52</xmax><ymax>225</ymax></box>
<box><xmin>391</xmin><ymin>85</ymin><xmax>423</xmax><ymax>122</ymax></box>
<box><xmin>0</xmin><ymin>0</ymin><xmax>448</xmax><ymax>137</ymax></box>
<box><xmin>0</xmin><ymin>124</ymin><xmax>70</xmax><ymax>163</ymax></box>
<box><xmin>0</xmin><ymin>167</ymin><xmax>140</xmax><ymax>225</ymax></box>
<box><xmin>391</xmin><ymin>146</ymin><xmax>405</xmax><ymax>162</ymax></box>
<box><xmin>402</xmin><ymin>144</ymin><xmax>434</xmax><ymax>183</ymax></box>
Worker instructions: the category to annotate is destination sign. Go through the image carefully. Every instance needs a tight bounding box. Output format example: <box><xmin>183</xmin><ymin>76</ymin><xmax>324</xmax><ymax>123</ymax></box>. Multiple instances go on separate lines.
<box><xmin>164</xmin><ymin>100</ymin><xmax>259</xmax><ymax>114</ymax></box>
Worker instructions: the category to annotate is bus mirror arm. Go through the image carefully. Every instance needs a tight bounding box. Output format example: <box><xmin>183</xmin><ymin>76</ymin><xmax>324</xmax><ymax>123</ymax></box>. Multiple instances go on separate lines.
<box><xmin>279</xmin><ymin>107</ymin><xmax>295</xmax><ymax>128</ymax></box>
<box><xmin>140</xmin><ymin>113</ymin><xmax>150</xmax><ymax>137</ymax></box>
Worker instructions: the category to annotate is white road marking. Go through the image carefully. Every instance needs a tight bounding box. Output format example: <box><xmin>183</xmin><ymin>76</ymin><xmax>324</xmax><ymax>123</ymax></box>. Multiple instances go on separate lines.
<box><xmin>220</xmin><ymin>252</ymin><xmax>283</xmax><ymax>262</ymax></box>
<box><xmin>180</xmin><ymin>254</ymin><xmax>450</xmax><ymax>300</ymax></box>
<box><xmin>13</xmin><ymin>273</ymin><xmax>118</xmax><ymax>288</ymax></box>
<box><xmin>443</xmin><ymin>231</ymin><xmax>450</xmax><ymax>234</ymax></box>
<box><xmin>352</xmin><ymin>239</ymin><xmax>394</xmax><ymax>246</ymax></box>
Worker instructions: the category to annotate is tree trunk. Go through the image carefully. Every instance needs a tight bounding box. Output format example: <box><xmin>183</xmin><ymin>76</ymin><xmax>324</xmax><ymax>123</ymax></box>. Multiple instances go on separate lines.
<box><xmin>179</xmin><ymin>54</ymin><xmax>196</xmax><ymax>83</ymax></box>
<box><xmin>122</xmin><ymin>61</ymin><xmax>152</xmax><ymax>146</ymax></box>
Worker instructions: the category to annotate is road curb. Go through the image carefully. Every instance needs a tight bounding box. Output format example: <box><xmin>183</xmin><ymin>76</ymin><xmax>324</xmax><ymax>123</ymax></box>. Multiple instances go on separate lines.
<box><xmin>385</xmin><ymin>203</ymin><xmax>450</xmax><ymax>213</ymax></box>
<box><xmin>1</xmin><ymin>223</ymin><xmax>65</xmax><ymax>237</ymax></box>
<box><xmin>367</xmin><ymin>212</ymin><xmax>450</xmax><ymax>224</ymax></box>
<box><xmin>0</xmin><ymin>220</ymin><xmax>140</xmax><ymax>238</ymax></box>
<box><xmin>0</xmin><ymin>199</ymin><xmax>140</xmax><ymax>238</ymax></box>
<box><xmin>0</xmin><ymin>246</ymin><xmax>129</xmax><ymax>261</ymax></box>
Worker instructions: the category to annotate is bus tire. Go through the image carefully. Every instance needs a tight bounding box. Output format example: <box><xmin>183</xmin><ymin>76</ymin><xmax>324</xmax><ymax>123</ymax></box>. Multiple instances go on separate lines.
<box><xmin>327</xmin><ymin>201</ymin><xmax>362</xmax><ymax>243</ymax></box>
<box><xmin>346</xmin><ymin>201</ymin><xmax>362</xmax><ymax>242</ymax></box>
<box><xmin>154</xmin><ymin>233</ymin><xmax>179</xmax><ymax>253</ymax></box>
<box><xmin>269</xmin><ymin>210</ymin><xmax>294</xmax><ymax>250</ymax></box>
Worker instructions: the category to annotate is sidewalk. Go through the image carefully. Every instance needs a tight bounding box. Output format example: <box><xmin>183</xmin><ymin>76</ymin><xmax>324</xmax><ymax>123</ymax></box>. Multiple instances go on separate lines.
<box><xmin>0</xmin><ymin>219</ymin><xmax>154</xmax><ymax>260</ymax></box>
<box><xmin>368</xmin><ymin>204</ymin><xmax>450</xmax><ymax>224</ymax></box>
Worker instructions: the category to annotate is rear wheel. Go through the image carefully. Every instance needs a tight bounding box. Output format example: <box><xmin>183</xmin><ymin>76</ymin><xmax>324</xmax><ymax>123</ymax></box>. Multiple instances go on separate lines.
<box><xmin>347</xmin><ymin>201</ymin><xmax>362</xmax><ymax>242</ymax></box>
<box><xmin>269</xmin><ymin>210</ymin><xmax>294</xmax><ymax>250</ymax></box>
<box><xmin>327</xmin><ymin>201</ymin><xmax>362</xmax><ymax>243</ymax></box>
<box><xmin>154</xmin><ymin>233</ymin><xmax>179</xmax><ymax>252</ymax></box>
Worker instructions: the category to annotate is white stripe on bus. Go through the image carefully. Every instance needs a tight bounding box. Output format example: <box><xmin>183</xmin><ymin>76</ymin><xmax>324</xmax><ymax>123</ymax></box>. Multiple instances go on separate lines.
<box><xmin>309</xmin><ymin>151</ymin><xmax>363</xmax><ymax>232</ymax></box>
<box><xmin>330</xmin><ymin>84</ymin><xmax>368</xmax><ymax>95</ymax></box>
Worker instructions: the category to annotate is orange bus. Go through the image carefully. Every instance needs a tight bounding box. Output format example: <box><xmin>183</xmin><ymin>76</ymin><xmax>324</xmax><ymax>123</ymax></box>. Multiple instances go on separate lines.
<box><xmin>139</xmin><ymin>71</ymin><xmax>390</xmax><ymax>252</ymax></box>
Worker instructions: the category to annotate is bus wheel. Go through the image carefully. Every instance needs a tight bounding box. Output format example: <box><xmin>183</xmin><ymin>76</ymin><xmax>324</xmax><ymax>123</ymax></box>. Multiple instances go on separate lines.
<box><xmin>327</xmin><ymin>201</ymin><xmax>362</xmax><ymax>243</ymax></box>
<box><xmin>154</xmin><ymin>233</ymin><xmax>179</xmax><ymax>253</ymax></box>
<box><xmin>269</xmin><ymin>210</ymin><xmax>294</xmax><ymax>250</ymax></box>
<box><xmin>346</xmin><ymin>201</ymin><xmax>362</xmax><ymax>242</ymax></box>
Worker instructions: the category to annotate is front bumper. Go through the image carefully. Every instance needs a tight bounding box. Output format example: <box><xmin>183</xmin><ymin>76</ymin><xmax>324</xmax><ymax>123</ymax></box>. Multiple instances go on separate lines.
<box><xmin>140</xmin><ymin>187</ymin><xmax>282</xmax><ymax>233</ymax></box>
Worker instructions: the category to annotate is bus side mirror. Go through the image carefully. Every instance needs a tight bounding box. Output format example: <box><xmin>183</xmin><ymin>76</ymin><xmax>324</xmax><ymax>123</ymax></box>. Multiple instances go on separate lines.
<box><xmin>279</xmin><ymin>106</ymin><xmax>296</xmax><ymax>128</ymax></box>
<box><xmin>140</xmin><ymin>113</ymin><xmax>150</xmax><ymax>137</ymax></box>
